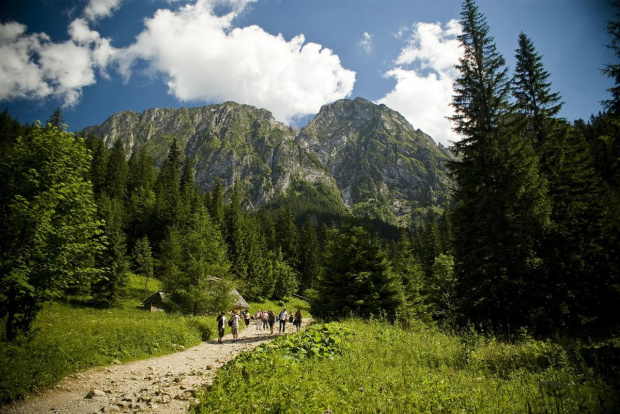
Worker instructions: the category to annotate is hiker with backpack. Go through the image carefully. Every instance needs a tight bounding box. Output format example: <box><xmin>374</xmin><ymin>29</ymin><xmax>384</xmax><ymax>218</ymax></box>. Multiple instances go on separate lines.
<box><xmin>267</xmin><ymin>310</ymin><xmax>276</xmax><ymax>334</ymax></box>
<box><xmin>261</xmin><ymin>309</ymin><xmax>269</xmax><ymax>330</ymax></box>
<box><xmin>216</xmin><ymin>311</ymin><xmax>227</xmax><ymax>344</ymax></box>
<box><xmin>294</xmin><ymin>309</ymin><xmax>302</xmax><ymax>332</ymax></box>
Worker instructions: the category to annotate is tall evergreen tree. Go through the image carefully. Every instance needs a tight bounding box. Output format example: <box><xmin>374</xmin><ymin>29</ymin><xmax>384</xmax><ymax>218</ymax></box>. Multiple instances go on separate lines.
<box><xmin>47</xmin><ymin>107</ymin><xmax>65</xmax><ymax>130</ymax></box>
<box><xmin>132</xmin><ymin>236</ymin><xmax>153</xmax><ymax>301</ymax></box>
<box><xmin>311</xmin><ymin>224</ymin><xmax>404</xmax><ymax>321</ymax></box>
<box><xmin>297</xmin><ymin>216</ymin><xmax>322</xmax><ymax>293</ymax></box>
<box><xmin>224</xmin><ymin>183</ymin><xmax>248</xmax><ymax>281</ymax></box>
<box><xmin>92</xmin><ymin>195</ymin><xmax>129</xmax><ymax>307</ymax></box>
<box><xmin>275</xmin><ymin>207</ymin><xmax>299</xmax><ymax>270</ymax></box>
<box><xmin>449</xmin><ymin>0</ymin><xmax>550</xmax><ymax>330</ymax></box>
<box><xmin>88</xmin><ymin>137</ymin><xmax>109</xmax><ymax>197</ymax></box>
<box><xmin>105</xmin><ymin>139</ymin><xmax>129</xmax><ymax>200</ymax></box>
<box><xmin>126</xmin><ymin>147</ymin><xmax>156</xmax><ymax>243</ymax></box>
<box><xmin>153</xmin><ymin>139</ymin><xmax>181</xmax><ymax>244</ymax></box>
<box><xmin>208</xmin><ymin>178</ymin><xmax>225</xmax><ymax>231</ymax></box>
<box><xmin>179</xmin><ymin>158</ymin><xmax>200</xmax><ymax>230</ymax></box>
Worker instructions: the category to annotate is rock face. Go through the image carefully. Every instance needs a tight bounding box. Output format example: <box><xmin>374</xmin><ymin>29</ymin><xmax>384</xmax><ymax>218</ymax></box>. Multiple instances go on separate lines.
<box><xmin>80</xmin><ymin>98</ymin><xmax>453</xmax><ymax>225</ymax></box>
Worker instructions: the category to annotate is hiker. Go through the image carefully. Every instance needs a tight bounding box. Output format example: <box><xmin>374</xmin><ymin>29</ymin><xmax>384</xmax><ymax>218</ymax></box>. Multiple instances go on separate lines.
<box><xmin>244</xmin><ymin>309</ymin><xmax>251</xmax><ymax>327</ymax></box>
<box><xmin>262</xmin><ymin>309</ymin><xmax>269</xmax><ymax>330</ymax></box>
<box><xmin>255</xmin><ymin>309</ymin><xmax>263</xmax><ymax>330</ymax></box>
<box><xmin>267</xmin><ymin>310</ymin><xmax>276</xmax><ymax>334</ymax></box>
<box><xmin>288</xmin><ymin>310</ymin><xmax>294</xmax><ymax>324</ymax></box>
<box><xmin>278</xmin><ymin>308</ymin><xmax>288</xmax><ymax>333</ymax></box>
<box><xmin>294</xmin><ymin>309</ymin><xmax>302</xmax><ymax>332</ymax></box>
<box><xmin>231</xmin><ymin>310</ymin><xmax>241</xmax><ymax>343</ymax></box>
<box><xmin>216</xmin><ymin>311</ymin><xmax>226</xmax><ymax>344</ymax></box>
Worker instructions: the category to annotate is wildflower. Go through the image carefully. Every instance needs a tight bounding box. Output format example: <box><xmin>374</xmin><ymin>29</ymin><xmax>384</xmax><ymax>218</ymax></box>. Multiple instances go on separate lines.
<box><xmin>359</xmin><ymin>387</ymin><xmax>365</xmax><ymax>392</ymax></box>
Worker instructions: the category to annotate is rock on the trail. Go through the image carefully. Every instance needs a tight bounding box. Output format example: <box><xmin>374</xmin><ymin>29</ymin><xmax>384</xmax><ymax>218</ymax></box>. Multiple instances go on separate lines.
<box><xmin>85</xmin><ymin>389</ymin><xmax>106</xmax><ymax>399</ymax></box>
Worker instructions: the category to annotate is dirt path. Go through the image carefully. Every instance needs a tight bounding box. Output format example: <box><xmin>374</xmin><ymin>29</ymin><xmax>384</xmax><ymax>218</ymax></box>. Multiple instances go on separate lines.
<box><xmin>1</xmin><ymin>319</ymin><xmax>310</xmax><ymax>414</ymax></box>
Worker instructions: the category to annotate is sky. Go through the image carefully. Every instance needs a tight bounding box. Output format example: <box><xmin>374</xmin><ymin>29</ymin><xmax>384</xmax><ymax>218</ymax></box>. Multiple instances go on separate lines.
<box><xmin>0</xmin><ymin>0</ymin><xmax>615</xmax><ymax>147</ymax></box>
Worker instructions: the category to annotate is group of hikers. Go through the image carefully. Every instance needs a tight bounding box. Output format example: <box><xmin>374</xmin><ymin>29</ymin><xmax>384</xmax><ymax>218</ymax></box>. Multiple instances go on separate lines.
<box><xmin>216</xmin><ymin>308</ymin><xmax>303</xmax><ymax>344</ymax></box>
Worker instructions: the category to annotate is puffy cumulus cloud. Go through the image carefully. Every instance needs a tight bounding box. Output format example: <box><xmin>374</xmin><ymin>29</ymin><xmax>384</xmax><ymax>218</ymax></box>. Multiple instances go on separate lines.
<box><xmin>378</xmin><ymin>20</ymin><xmax>462</xmax><ymax>147</ymax></box>
<box><xmin>119</xmin><ymin>0</ymin><xmax>355</xmax><ymax>123</ymax></box>
<box><xmin>84</xmin><ymin>0</ymin><xmax>122</xmax><ymax>22</ymax></box>
<box><xmin>358</xmin><ymin>32</ymin><xmax>373</xmax><ymax>54</ymax></box>
<box><xmin>0</xmin><ymin>19</ymin><xmax>117</xmax><ymax>107</ymax></box>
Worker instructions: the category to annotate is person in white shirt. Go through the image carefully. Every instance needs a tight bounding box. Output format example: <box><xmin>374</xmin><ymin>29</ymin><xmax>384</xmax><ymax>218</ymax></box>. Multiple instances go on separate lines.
<box><xmin>216</xmin><ymin>312</ymin><xmax>226</xmax><ymax>344</ymax></box>
<box><xmin>231</xmin><ymin>310</ymin><xmax>241</xmax><ymax>343</ymax></box>
<box><xmin>278</xmin><ymin>308</ymin><xmax>288</xmax><ymax>333</ymax></box>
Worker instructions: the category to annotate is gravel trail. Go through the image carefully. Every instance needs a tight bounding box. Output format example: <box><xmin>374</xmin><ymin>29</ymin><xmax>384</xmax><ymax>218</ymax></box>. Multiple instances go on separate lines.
<box><xmin>1</xmin><ymin>319</ymin><xmax>310</xmax><ymax>414</ymax></box>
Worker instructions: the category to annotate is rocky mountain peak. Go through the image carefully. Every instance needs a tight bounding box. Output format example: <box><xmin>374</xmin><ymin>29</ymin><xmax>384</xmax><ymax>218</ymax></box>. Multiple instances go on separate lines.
<box><xmin>80</xmin><ymin>99</ymin><xmax>453</xmax><ymax>225</ymax></box>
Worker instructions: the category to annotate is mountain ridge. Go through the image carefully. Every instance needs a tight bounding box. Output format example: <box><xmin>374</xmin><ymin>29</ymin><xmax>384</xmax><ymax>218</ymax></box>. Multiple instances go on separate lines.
<box><xmin>80</xmin><ymin>98</ymin><xmax>454</xmax><ymax>225</ymax></box>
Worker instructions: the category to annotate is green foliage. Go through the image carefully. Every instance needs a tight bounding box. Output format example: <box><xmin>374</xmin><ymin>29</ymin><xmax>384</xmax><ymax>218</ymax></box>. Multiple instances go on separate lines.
<box><xmin>449</xmin><ymin>0</ymin><xmax>552</xmax><ymax>331</ymax></box>
<box><xmin>192</xmin><ymin>320</ymin><xmax>617</xmax><ymax>413</ymax></box>
<box><xmin>131</xmin><ymin>236</ymin><xmax>153</xmax><ymax>301</ymax></box>
<box><xmin>0</xmin><ymin>125</ymin><xmax>101</xmax><ymax>340</ymax></box>
<box><xmin>311</xmin><ymin>224</ymin><xmax>404</xmax><ymax>321</ymax></box>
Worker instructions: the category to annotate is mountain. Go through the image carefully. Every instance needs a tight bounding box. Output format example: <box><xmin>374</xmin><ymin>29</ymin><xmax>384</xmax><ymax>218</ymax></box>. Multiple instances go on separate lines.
<box><xmin>79</xmin><ymin>98</ymin><xmax>453</xmax><ymax>225</ymax></box>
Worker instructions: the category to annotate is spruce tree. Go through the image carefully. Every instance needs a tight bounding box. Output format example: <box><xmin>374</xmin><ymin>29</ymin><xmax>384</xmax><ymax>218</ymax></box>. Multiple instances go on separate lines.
<box><xmin>449</xmin><ymin>0</ymin><xmax>550</xmax><ymax>330</ymax></box>
<box><xmin>105</xmin><ymin>139</ymin><xmax>129</xmax><ymax>200</ymax></box>
<box><xmin>153</xmin><ymin>139</ymin><xmax>181</xmax><ymax>244</ymax></box>
<box><xmin>132</xmin><ymin>236</ymin><xmax>153</xmax><ymax>301</ymax></box>
<box><xmin>91</xmin><ymin>195</ymin><xmax>129</xmax><ymax>308</ymax></box>
<box><xmin>208</xmin><ymin>178</ymin><xmax>225</xmax><ymax>230</ymax></box>
<box><xmin>311</xmin><ymin>224</ymin><xmax>404</xmax><ymax>321</ymax></box>
<box><xmin>224</xmin><ymin>183</ymin><xmax>248</xmax><ymax>281</ymax></box>
<box><xmin>298</xmin><ymin>216</ymin><xmax>322</xmax><ymax>293</ymax></box>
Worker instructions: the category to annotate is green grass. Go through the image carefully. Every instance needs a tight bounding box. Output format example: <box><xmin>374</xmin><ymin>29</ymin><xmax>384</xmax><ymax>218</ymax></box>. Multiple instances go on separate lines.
<box><xmin>0</xmin><ymin>273</ymin><xmax>312</xmax><ymax>405</ymax></box>
<box><xmin>0</xmin><ymin>274</ymin><xmax>210</xmax><ymax>404</ymax></box>
<box><xmin>192</xmin><ymin>319</ymin><xmax>619</xmax><ymax>413</ymax></box>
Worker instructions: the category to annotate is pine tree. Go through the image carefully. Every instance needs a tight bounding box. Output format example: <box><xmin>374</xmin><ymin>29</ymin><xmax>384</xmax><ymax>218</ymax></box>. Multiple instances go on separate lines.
<box><xmin>449</xmin><ymin>0</ymin><xmax>550</xmax><ymax>330</ymax></box>
<box><xmin>89</xmin><ymin>137</ymin><xmax>109</xmax><ymax>197</ymax></box>
<box><xmin>105</xmin><ymin>139</ymin><xmax>129</xmax><ymax>200</ymax></box>
<box><xmin>275</xmin><ymin>207</ymin><xmax>299</xmax><ymax>270</ymax></box>
<box><xmin>91</xmin><ymin>195</ymin><xmax>129</xmax><ymax>307</ymax></box>
<box><xmin>297</xmin><ymin>216</ymin><xmax>322</xmax><ymax>293</ymax></box>
<box><xmin>243</xmin><ymin>217</ymin><xmax>274</xmax><ymax>300</ymax></box>
<box><xmin>178</xmin><ymin>158</ymin><xmax>200</xmax><ymax>230</ymax></box>
<box><xmin>311</xmin><ymin>224</ymin><xmax>404</xmax><ymax>321</ymax></box>
<box><xmin>224</xmin><ymin>183</ymin><xmax>248</xmax><ymax>281</ymax></box>
<box><xmin>208</xmin><ymin>178</ymin><xmax>225</xmax><ymax>230</ymax></box>
<box><xmin>47</xmin><ymin>107</ymin><xmax>65</xmax><ymax>130</ymax></box>
<box><xmin>153</xmin><ymin>139</ymin><xmax>181</xmax><ymax>244</ymax></box>
<box><xmin>171</xmin><ymin>206</ymin><xmax>230</xmax><ymax>315</ymax></box>
<box><xmin>132</xmin><ymin>236</ymin><xmax>153</xmax><ymax>301</ymax></box>
<box><xmin>126</xmin><ymin>147</ymin><xmax>156</xmax><ymax>243</ymax></box>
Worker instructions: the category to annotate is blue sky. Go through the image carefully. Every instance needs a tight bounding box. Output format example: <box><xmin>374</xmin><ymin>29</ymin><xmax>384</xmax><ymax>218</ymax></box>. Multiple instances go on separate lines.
<box><xmin>0</xmin><ymin>0</ymin><xmax>615</xmax><ymax>146</ymax></box>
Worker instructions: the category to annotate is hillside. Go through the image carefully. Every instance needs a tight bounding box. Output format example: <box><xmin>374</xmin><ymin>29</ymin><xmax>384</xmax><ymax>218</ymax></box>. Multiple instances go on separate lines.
<box><xmin>80</xmin><ymin>98</ymin><xmax>454</xmax><ymax>225</ymax></box>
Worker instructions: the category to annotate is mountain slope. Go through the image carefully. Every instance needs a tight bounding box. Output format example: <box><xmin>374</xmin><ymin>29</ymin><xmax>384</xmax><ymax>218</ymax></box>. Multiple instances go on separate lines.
<box><xmin>80</xmin><ymin>99</ymin><xmax>453</xmax><ymax>225</ymax></box>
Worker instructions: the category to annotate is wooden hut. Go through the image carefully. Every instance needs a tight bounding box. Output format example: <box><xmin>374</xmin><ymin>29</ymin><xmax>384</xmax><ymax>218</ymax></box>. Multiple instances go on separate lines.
<box><xmin>143</xmin><ymin>291</ymin><xmax>167</xmax><ymax>312</ymax></box>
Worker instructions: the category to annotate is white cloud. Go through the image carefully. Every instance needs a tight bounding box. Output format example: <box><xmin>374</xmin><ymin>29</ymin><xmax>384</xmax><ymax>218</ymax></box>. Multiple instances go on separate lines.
<box><xmin>0</xmin><ymin>19</ymin><xmax>117</xmax><ymax>107</ymax></box>
<box><xmin>118</xmin><ymin>0</ymin><xmax>355</xmax><ymax>124</ymax></box>
<box><xmin>378</xmin><ymin>20</ymin><xmax>462</xmax><ymax>147</ymax></box>
<box><xmin>358</xmin><ymin>32</ymin><xmax>373</xmax><ymax>54</ymax></box>
<box><xmin>84</xmin><ymin>0</ymin><xmax>122</xmax><ymax>22</ymax></box>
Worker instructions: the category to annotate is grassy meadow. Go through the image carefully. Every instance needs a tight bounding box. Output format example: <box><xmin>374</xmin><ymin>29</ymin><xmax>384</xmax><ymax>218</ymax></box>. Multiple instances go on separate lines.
<box><xmin>192</xmin><ymin>320</ymin><xmax>619</xmax><ymax>413</ymax></box>
<box><xmin>0</xmin><ymin>274</ymin><xmax>312</xmax><ymax>404</ymax></box>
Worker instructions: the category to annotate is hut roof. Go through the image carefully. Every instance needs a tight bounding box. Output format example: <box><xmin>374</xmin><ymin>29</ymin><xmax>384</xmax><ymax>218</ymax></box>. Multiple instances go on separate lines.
<box><xmin>143</xmin><ymin>291</ymin><xmax>167</xmax><ymax>305</ymax></box>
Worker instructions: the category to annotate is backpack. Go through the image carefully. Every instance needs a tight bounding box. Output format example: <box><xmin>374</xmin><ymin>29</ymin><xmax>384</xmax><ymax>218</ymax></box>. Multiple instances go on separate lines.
<box><xmin>217</xmin><ymin>317</ymin><xmax>224</xmax><ymax>330</ymax></box>
<box><xmin>228</xmin><ymin>318</ymin><xmax>233</xmax><ymax>327</ymax></box>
